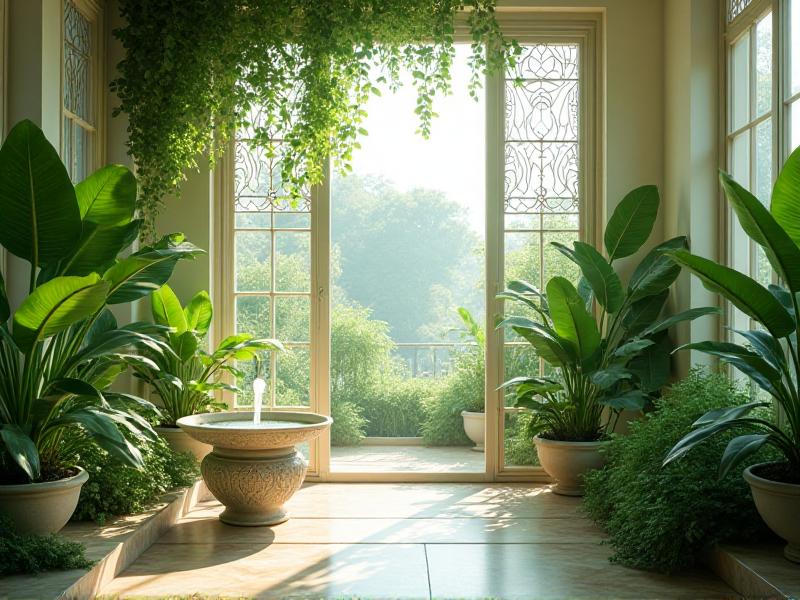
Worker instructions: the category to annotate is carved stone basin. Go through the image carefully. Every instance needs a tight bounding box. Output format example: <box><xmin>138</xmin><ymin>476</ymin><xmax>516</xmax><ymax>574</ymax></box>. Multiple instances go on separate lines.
<box><xmin>177</xmin><ymin>411</ymin><xmax>332</xmax><ymax>526</ymax></box>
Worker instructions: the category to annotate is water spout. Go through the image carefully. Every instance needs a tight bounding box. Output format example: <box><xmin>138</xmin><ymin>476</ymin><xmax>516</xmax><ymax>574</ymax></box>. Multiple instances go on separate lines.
<box><xmin>252</xmin><ymin>377</ymin><xmax>266</xmax><ymax>425</ymax></box>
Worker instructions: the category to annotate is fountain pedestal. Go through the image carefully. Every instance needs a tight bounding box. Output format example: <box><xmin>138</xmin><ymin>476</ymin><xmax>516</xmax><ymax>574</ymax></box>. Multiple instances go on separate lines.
<box><xmin>177</xmin><ymin>411</ymin><xmax>332</xmax><ymax>527</ymax></box>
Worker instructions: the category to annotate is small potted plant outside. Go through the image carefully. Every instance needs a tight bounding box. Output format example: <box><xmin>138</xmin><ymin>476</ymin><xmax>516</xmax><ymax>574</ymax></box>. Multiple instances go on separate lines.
<box><xmin>499</xmin><ymin>185</ymin><xmax>717</xmax><ymax>496</ymax></box>
<box><xmin>455</xmin><ymin>308</ymin><xmax>486</xmax><ymax>452</ymax></box>
<box><xmin>0</xmin><ymin>121</ymin><xmax>201</xmax><ymax>534</ymax></box>
<box><xmin>132</xmin><ymin>284</ymin><xmax>283</xmax><ymax>461</ymax></box>
<box><xmin>664</xmin><ymin>146</ymin><xmax>800</xmax><ymax>563</ymax></box>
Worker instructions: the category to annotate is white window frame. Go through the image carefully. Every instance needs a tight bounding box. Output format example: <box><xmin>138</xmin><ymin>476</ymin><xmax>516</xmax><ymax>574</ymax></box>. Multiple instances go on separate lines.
<box><xmin>0</xmin><ymin>0</ymin><xmax>7</xmax><ymax>278</ymax></box>
<box><xmin>215</xmin><ymin>11</ymin><xmax>603</xmax><ymax>483</ymax></box>
<box><xmin>60</xmin><ymin>0</ymin><xmax>105</xmax><ymax>181</ymax></box>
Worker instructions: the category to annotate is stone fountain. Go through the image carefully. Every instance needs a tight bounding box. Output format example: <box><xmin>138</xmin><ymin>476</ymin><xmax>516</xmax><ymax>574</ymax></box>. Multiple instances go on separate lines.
<box><xmin>177</xmin><ymin>377</ymin><xmax>331</xmax><ymax>526</ymax></box>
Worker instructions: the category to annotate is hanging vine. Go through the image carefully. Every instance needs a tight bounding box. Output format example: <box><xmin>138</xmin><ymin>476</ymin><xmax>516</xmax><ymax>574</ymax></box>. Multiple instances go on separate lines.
<box><xmin>112</xmin><ymin>1</ymin><xmax>518</xmax><ymax>236</ymax></box>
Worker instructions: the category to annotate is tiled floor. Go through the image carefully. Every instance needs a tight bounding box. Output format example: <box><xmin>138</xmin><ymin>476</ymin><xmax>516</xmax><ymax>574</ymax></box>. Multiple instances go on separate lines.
<box><xmin>101</xmin><ymin>483</ymin><xmax>738</xmax><ymax>599</ymax></box>
<box><xmin>331</xmin><ymin>444</ymin><xmax>485</xmax><ymax>473</ymax></box>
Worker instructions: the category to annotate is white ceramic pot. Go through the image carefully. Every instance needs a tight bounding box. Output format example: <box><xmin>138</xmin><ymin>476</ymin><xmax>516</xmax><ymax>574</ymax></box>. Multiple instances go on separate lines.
<box><xmin>744</xmin><ymin>462</ymin><xmax>800</xmax><ymax>563</ymax></box>
<box><xmin>0</xmin><ymin>468</ymin><xmax>89</xmax><ymax>534</ymax></box>
<box><xmin>461</xmin><ymin>411</ymin><xmax>485</xmax><ymax>452</ymax></box>
<box><xmin>157</xmin><ymin>425</ymin><xmax>211</xmax><ymax>462</ymax></box>
<box><xmin>533</xmin><ymin>436</ymin><xmax>607</xmax><ymax>496</ymax></box>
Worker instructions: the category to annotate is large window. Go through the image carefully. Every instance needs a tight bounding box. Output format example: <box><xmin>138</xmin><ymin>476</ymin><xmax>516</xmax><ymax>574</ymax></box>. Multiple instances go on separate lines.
<box><xmin>61</xmin><ymin>0</ymin><xmax>101</xmax><ymax>182</ymax></box>
<box><xmin>218</xmin><ymin>15</ymin><xmax>601</xmax><ymax>481</ymax></box>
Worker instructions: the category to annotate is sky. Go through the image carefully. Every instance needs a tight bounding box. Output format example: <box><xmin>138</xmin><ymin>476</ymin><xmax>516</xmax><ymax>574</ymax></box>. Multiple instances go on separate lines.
<box><xmin>341</xmin><ymin>46</ymin><xmax>487</xmax><ymax>235</ymax></box>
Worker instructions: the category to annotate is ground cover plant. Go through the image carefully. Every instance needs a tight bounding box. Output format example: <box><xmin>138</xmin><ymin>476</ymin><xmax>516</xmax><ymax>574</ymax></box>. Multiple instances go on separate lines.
<box><xmin>584</xmin><ymin>369</ymin><xmax>774</xmax><ymax>573</ymax></box>
<box><xmin>0</xmin><ymin>517</ymin><xmax>92</xmax><ymax>574</ymax></box>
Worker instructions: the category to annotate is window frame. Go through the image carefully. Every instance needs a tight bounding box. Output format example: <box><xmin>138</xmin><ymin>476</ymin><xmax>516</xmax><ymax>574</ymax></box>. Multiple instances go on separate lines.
<box><xmin>214</xmin><ymin>11</ymin><xmax>603</xmax><ymax>483</ymax></box>
<box><xmin>60</xmin><ymin>0</ymin><xmax>105</xmax><ymax>182</ymax></box>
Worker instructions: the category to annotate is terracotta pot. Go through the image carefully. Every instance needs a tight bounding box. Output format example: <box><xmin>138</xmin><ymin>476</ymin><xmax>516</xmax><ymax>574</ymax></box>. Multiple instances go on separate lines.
<box><xmin>533</xmin><ymin>436</ymin><xmax>607</xmax><ymax>496</ymax></box>
<box><xmin>461</xmin><ymin>411</ymin><xmax>485</xmax><ymax>452</ymax></box>
<box><xmin>744</xmin><ymin>462</ymin><xmax>800</xmax><ymax>563</ymax></box>
<box><xmin>0</xmin><ymin>468</ymin><xmax>88</xmax><ymax>534</ymax></box>
<box><xmin>157</xmin><ymin>425</ymin><xmax>211</xmax><ymax>462</ymax></box>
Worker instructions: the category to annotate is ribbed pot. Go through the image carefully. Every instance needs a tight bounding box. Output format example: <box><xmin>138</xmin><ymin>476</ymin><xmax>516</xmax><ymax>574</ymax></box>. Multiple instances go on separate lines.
<box><xmin>0</xmin><ymin>468</ymin><xmax>89</xmax><ymax>534</ymax></box>
<box><xmin>156</xmin><ymin>425</ymin><xmax>211</xmax><ymax>462</ymax></box>
<box><xmin>461</xmin><ymin>411</ymin><xmax>485</xmax><ymax>452</ymax></box>
<box><xmin>744</xmin><ymin>462</ymin><xmax>800</xmax><ymax>563</ymax></box>
<box><xmin>534</xmin><ymin>436</ymin><xmax>608</xmax><ymax>496</ymax></box>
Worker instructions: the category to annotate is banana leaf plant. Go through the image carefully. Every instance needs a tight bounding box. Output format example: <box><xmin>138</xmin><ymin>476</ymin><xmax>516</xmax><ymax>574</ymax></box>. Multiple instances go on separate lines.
<box><xmin>0</xmin><ymin>120</ymin><xmax>203</xmax><ymax>483</ymax></box>
<box><xmin>131</xmin><ymin>284</ymin><xmax>283</xmax><ymax>426</ymax></box>
<box><xmin>664</xmin><ymin>146</ymin><xmax>800</xmax><ymax>479</ymax></box>
<box><xmin>498</xmin><ymin>185</ymin><xmax>719</xmax><ymax>441</ymax></box>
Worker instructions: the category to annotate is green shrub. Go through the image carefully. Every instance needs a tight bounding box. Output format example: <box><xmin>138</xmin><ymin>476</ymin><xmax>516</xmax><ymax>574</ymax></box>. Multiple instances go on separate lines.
<box><xmin>423</xmin><ymin>348</ymin><xmax>484</xmax><ymax>445</ymax></box>
<box><xmin>504</xmin><ymin>411</ymin><xmax>539</xmax><ymax>466</ymax></box>
<box><xmin>331</xmin><ymin>400</ymin><xmax>367</xmax><ymax>446</ymax></box>
<box><xmin>0</xmin><ymin>518</ymin><xmax>92</xmax><ymax>574</ymax></box>
<box><xmin>361</xmin><ymin>377</ymin><xmax>431</xmax><ymax>438</ymax></box>
<box><xmin>73</xmin><ymin>437</ymin><xmax>198</xmax><ymax>524</ymax></box>
<box><xmin>583</xmin><ymin>369</ymin><xmax>775</xmax><ymax>573</ymax></box>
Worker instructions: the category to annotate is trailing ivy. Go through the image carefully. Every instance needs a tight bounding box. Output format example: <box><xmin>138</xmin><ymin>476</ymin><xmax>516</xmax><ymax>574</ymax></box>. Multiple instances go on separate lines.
<box><xmin>112</xmin><ymin>0</ymin><xmax>518</xmax><ymax>236</ymax></box>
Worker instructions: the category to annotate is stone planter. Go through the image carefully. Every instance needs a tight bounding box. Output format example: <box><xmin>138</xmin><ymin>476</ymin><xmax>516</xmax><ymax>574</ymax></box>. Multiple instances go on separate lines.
<box><xmin>0</xmin><ymin>468</ymin><xmax>88</xmax><ymax>534</ymax></box>
<box><xmin>744</xmin><ymin>462</ymin><xmax>800</xmax><ymax>563</ymax></box>
<box><xmin>178</xmin><ymin>411</ymin><xmax>332</xmax><ymax>526</ymax></box>
<box><xmin>156</xmin><ymin>425</ymin><xmax>211</xmax><ymax>462</ymax></box>
<box><xmin>461</xmin><ymin>411</ymin><xmax>485</xmax><ymax>452</ymax></box>
<box><xmin>533</xmin><ymin>436</ymin><xmax>608</xmax><ymax>496</ymax></box>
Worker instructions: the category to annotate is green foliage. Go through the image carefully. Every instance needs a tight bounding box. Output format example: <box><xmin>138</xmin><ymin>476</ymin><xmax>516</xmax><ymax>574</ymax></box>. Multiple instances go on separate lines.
<box><xmin>0</xmin><ymin>120</ymin><xmax>201</xmax><ymax>482</ymax></box>
<box><xmin>331</xmin><ymin>400</ymin><xmax>367</xmax><ymax>447</ymax></box>
<box><xmin>665</xmin><ymin>148</ymin><xmax>800</xmax><ymax>477</ymax></box>
<box><xmin>132</xmin><ymin>284</ymin><xmax>283</xmax><ymax>425</ymax></box>
<box><xmin>0</xmin><ymin>518</ymin><xmax>92</xmax><ymax>574</ymax></box>
<box><xmin>364</xmin><ymin>377</ymin><xmax>431</xmax><ymax>438</ymax></box>
<box><xmin>504</xmin><ymin>411</ymin><xmax>539</xmax><ymax>466</ymax></box>
<box><xmin>499</xmin><ymin>186</ymin><xmax>717</xmax><ymax>442</ymax></box>
<box><xmin>584</xmin><ymin>370</ymin><xmax>774</xmax><ymax>573</ymax></box>
<box><xmin>73</xmin><ymin>437</ymin><xmax>198</xmax><ymax>524</ymax></box>
<box><xmin>112</xmin><ymin>0</ymin><xmax>518</xmax><ymax>235</ymax></box>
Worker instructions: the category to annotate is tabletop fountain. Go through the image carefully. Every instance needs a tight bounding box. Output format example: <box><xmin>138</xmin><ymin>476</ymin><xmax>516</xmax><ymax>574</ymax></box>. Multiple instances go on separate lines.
<box><xmin>177</xmin><ymin>374</ymin><xmax>332</xmax><ymax>526</ymax></box>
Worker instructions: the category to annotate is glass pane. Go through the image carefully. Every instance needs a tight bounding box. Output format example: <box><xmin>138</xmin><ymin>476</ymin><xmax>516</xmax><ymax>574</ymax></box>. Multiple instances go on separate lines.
<box><xmin>235</xmin><ymin>212</ymin><xmax>271</xmax><ymax>228</ymax></box>
<box><xmin>755</xmin><ymin>14</ymin><xmax>772</xmax><ymax>118</ymax></box>
<box><xmin>274</xmin><ymin>212</ymin><xmax>311</xmax><ymax>229</ymax></box>
<box><xmin>275</xmin><ymin>232</ymin><xmax>311</xmax><ymax>292</ymax></box>
<box><xmin>275</xmin><ymin>296</ymin><xmax>310</xmax><ymax>342</ymax></box>
<box><xmin>234</xmin><ymin>359</ymin><xmax>257</xmax><ymax>407</ymax></box>
<box><xmin>74</xmin><ymin>125</ymin><xmax>88</xmax><ymax>183</ymax></box>
<box><xmin>63</xmin><ymin>0</ymin><xmax>91</xmax><ymax>121</ymax></box>
<box><xmin>235</xmin><ymin>231</ymin><xmax>271</xmax><ymax>292</ymax></box>
<box><xmin>276</xmin><ymin>346</ymin><xmax>311</xmax><ymax>407</ymax></box>
<box><xmin>730</xmin><ymin>130</ymin><xmax>750</xmax><ymax>184</ymax></box>
<box><xmin>730</xmin><ymin>32</ymin><xmax>750</xmax><ymax>131</ymax></box>
<box><xmin>542</xmin><ymin>213</ymin><xmax>579</xmax><ymax>231</ymax></box>
<box><xmin>792</xmin><ymin>0</ymin><xmax>800</xmax><ymax>95</ymax></box>
<box><xmin>792</xmin><ymin>100</ymin><xmax>800</xmax><ymax>152</ymax></box>
<box><xmin>504</xmin><ymin>231</ymin><xmax>541</xmax><ymax>286</ymax></box>
<box><xmin>62</xmin><ymin>116</ymin><xmax>72</xmax><ymax>178</ymax></box>
<box><xmin>236</xmin><ymin>295</ymin><xmax>271</xmax><ymax>338</ymax></box>
<box><xmin>754</xmin><ymin>118</ymin><xmax>772</xmax><ymax>205</ymax></box>
<box><xmin>543</xmin><ymin>231</ymin><xmax>581</xmax><ymax>284</ymax></box>
<box><xmin>755</xmin><ymin>245</ymin><xmax>772</xmax><ymax>287</ymax></box>
<box><xmin>503</xmin><ymin>409</ymin><xmax>539</xmax><ymax>467</ymax></box>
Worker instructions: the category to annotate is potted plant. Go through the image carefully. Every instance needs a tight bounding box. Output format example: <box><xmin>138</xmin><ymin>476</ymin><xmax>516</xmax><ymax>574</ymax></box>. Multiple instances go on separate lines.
<box><xmin>0</xmin><ymin>120</ymin><xmax>202</xmax><ymax>534</ymax></box>
<box><xmin>499</xmin><ymin>185</ymin><xmax>717</xmax><ymax>495</ymax></box>
<box><xmin>454</xmin><ymin>307</ymin><xmax>486</xmax><ymax>452</ymax></box>
<box><xmin>664</xmin><ymin>147</ymin><xmax>800</xmax><ymax>563</ymax></box>
<box><xmin>131</xmin><ymin>284</ymin><xmax>282</xmax><ymax>460</ymax></box>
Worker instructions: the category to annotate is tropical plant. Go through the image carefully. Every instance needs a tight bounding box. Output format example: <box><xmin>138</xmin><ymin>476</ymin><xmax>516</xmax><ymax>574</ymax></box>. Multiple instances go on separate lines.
<box><xmin>131</xmin><ymin>284</ymin><xmax>283</xmax><ymax>426</ymax></box>
<box><xmin>112</xmin><ymin>0</ymin><xmax>519</xmax><ymax>235</ymax></box>
<box><xmin>584</xmin><ymin>370</ymin><xmax>773</xmax><ymax>573</ymax></box>
<box><xmin>664</xmin><ymin>147</ymin><xmax>800</xmax><ymax>481</ymax></box>
<box><xmin>499</xmin><ymin>185</ymin><xmax>718</xmax><ymax>441</ymax></box>
<box><xmin>0</xmin><ymin>120</ymin><xmax>202</xmax><ymax>483</ymax></box>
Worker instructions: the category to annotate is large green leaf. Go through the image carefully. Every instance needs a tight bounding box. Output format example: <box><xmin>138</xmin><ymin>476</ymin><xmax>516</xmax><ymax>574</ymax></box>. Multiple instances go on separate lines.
<box><xmin>771</xmin><ymin>144</ymin><xmax>800</xmax><ymax>249</ymax></box>
<box><xmin>628</xmin><ymin>236</ymin><xmax>687</xmax><ymax>301</ymax></box>
<box><xmin>666</xmin><ymin>249</ymin><xmax>795</xmax><ymax>338</ymax></box>
<box><xmin>604</xmin><ymin>185</ymin><xmax>660</xmax><ymax>261</ymax></box>
<box><xmin>12</xmin><ymin>274</ymin><xmax>109</xmax><ymax>352</ymax></box>
<box><xmin>152</xmin><ymin>284</ymin><xmax>188</xmax><ymax>333</ymax></box>
<box><xmin>719</xmin><ymin>434</ymin><xmax>771</xmax><ymax>478</ymax></box>
<box><xmin>60</xmin><ymin>220</ymin><xmax>141</xmax><ymax>277</ymax></box>
<box><xmin>75</xmin><ymin>164</ymin><xmax>137</xmax><ymax>226</ymax></box>
<box><xmin>622</xmin><ymin>290</ymin><xmax>668</xmax><ymax>336</ymax></box>
<box><xmin>0</xmin><ymin>424</ymin><xmax>40</xmax><ymax>481</ymax></box>
<box><xmin>721</xmin><ymin>170</ymin><xmax>800</xmax><ymax>292</ymax></box>
<box><xmin>678</xmin><ymin>341</ymin><xmax>783</xmax><ymax>397</ymax></box>
<box><xmin>0</xmin><ymin>120</ymin><xmax>81</xmax><ymax>266</ymax></box>
<box><xmin>639</xmin><ymin>306</ymin><xmax>720</xmax><ymax>337</ymax></box>
<box><xmin>185</xmin><ymin>290</ymin><xmax>213</xmax><ymax>335</ymax></box>
<box><xmin>546</xmin><ymin>277</ymin><xmax>600</xmax><ymax>360</ymax></box>
<box><xmin>104</xmin><ymin>234</ymin><xmax>204</xmax><ymax>304</ymax></box>
<box><xmin>553</xmin><ymin>242</ymin><xmax>623</xmax><ymax>313</ymax></box>
<box><xmin>627</xmin><ymin>331</ymin><xmax>671</xmax><ymax>393</ymax></box>
<box><xmin>0</xmin><ymin>269</ymin><xmax>9</xmax><ymax>324</ymax></box>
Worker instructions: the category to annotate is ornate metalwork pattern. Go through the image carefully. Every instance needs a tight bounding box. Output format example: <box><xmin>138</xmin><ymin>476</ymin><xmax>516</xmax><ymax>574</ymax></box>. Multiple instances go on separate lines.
<box><xmin>234</xmin><ymin>141</ymin><xmax>311</xmax><ymax>213</ymax></box>
<box><xmin>728</xmin><ymin>0</ymin><xmax>753</xmax><ymax>22</ymax></box>
<box><xmin>63</xmin><ymin>0</ymin><xmax>90</xmax><ymax>121</ymax></box>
